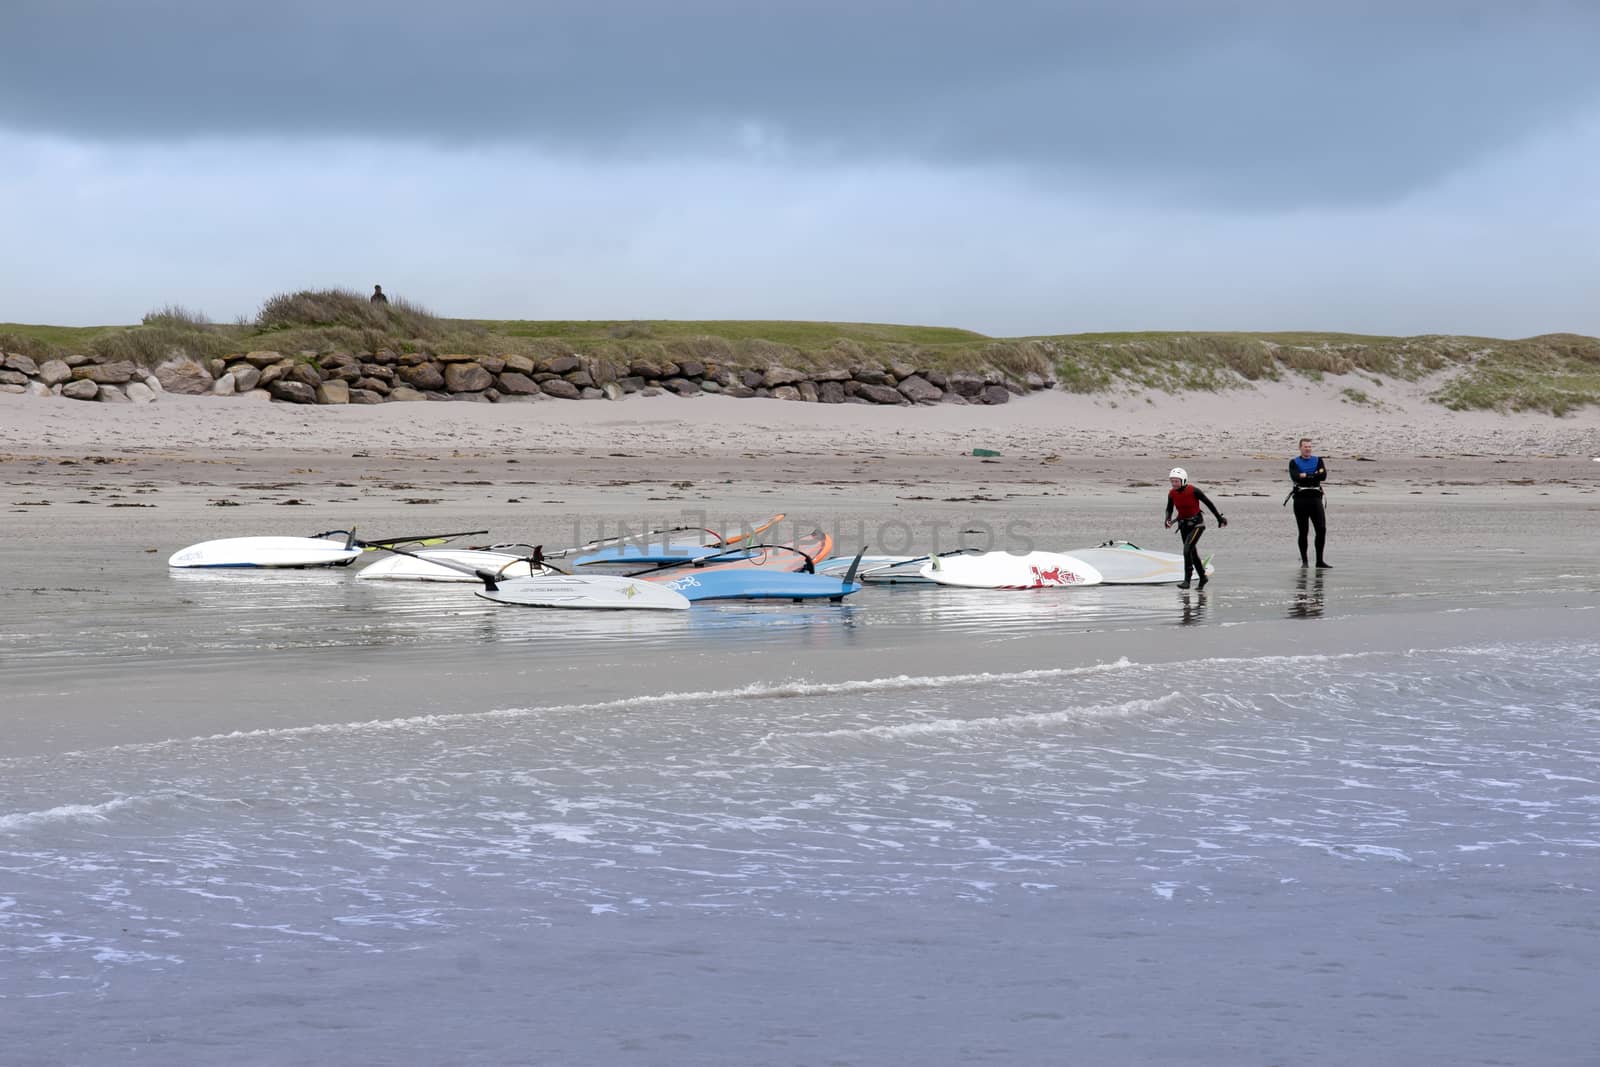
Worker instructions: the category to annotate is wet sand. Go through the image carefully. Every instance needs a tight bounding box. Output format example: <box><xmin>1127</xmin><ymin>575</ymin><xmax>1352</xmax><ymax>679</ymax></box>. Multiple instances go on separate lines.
<box><xmin>3</xmin><ymin>382</ymin><xmax>1597</xmax><ymax>753</ymax></box>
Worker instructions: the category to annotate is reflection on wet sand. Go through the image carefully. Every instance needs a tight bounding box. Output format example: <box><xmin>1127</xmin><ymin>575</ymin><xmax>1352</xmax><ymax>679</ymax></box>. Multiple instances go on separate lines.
<box><xmin>1289</xmin><ymin>567</ymin><xmax>1326</xmax><ymax>619</ymax></box>
<box><xmin>1177</xmin><ymin>589</ymin><xmax>1207</xmax><ymax>626</ymax></box>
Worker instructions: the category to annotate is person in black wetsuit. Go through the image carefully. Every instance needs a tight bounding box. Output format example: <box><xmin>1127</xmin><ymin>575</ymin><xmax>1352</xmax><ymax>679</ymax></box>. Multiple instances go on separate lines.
<box><xmin>1288</xmin><ymin>437</ymin><xmax>1331</xmax><ymax>568</ymax></box>
<box><xmin>1163</xmin><ymin>467</ymin><xmax>1227</xmax><ymax>589</ymax></box>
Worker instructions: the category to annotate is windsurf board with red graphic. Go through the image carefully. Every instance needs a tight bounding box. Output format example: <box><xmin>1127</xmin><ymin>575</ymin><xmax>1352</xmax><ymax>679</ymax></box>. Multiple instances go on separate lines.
<box><xmin>919</xmin><ymin>551</ymin><xmax>1103</xmax><ymax>589</ymax></box>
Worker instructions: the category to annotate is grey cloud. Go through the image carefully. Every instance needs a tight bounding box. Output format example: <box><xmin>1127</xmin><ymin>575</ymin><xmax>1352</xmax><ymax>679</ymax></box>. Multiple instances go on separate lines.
<box><xmin>4</xmin><ymin>1</ymin><xmax>1599</xmax><ymax>206</ymax></box>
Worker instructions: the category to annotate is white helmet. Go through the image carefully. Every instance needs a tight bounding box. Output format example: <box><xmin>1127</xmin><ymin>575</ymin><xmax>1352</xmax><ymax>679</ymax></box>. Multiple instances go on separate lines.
<box><xmin>1169</xmin><ymin>467</ymin><xmax>1188</xmax><ymax>483</ymax></box>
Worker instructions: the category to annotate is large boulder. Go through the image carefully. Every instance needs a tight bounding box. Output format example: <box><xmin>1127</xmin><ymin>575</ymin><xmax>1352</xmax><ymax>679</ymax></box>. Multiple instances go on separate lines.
<box><xmin>4</xmin><ymin>353</ymin><xmax>39</xmax><ymax>375</ymax></box>
<box><xmin>398</xmin><ymin>363</ymin><xmax>445</xmax><ymax>390</ymax></box>
<box><xmin>74</xmin><ymin>360</ymin><xmax>140</xmax><ymax>385</ymax></box>
<box><xmin>740</xmin><ymin>369</ymin><xmax>765</xmax><ymax>389</ymax></box>
<box><xmin>896</xmin><ymin>374</ymin><xmax>943</xmax><ymax>405</ymax></box>
<box><xmin>320</xmin><ymin>351</ymin><xmax>361</xmax><ymax>373</ymax></box>
<box><xmin>212</xmin><ymin>373</ymin><xmax>236</xmax><ymax>396</ymax></box>
<box><xmin>38</xmin><ymin>359</ymin><xmax>73</xmax><ymax>386</ymax></box>
<box><xmin>762</xmin><ymin>366</ymin><xmax>805</xmax><ymax>387</ymax></box>
<box><xmin>444</xmin><ymin>362</ymin><xmax>494</xmax><ymax>392</ymax></box>
<box><xmin>542</xmin><ymin>354</ymin><xmax>581</xmax><ymax>375</ymax></box>
<box><xmin>436</xmin><ymin>352</ymin><xmax>479</xmax><ymax>363</ymax></box>
<box><xmin>241</xmin><ymin>350</ymin><xmax>285</xmax><ymax>367</ymax></box>
<box><xmin>353</xmin><ymin>376</ymin><xmax>391</xmax><ymax>395</ymax></box>
<box><xmin>947</xmin><ymin>373</ymin><xmax>986</xmax><ymax>398</ymax></box>
<box><xmin>0</xmin><ymin>370</ymin><xmax>27</xmax><ymax>386</ymax></box>
<box><xmin>496</xmin><ymin>371</ymin><xmax>541</xmax><ymax>395</ymax></box>
<box><xmin>268</xmin><ymin>380</ymin><xmax>317</xmax><ymax>404</ymax></box>
<box><xmin>231</xmin><ymin>366</ymin><xmax>262</xmax><ymax>392</ymax></box>
<box><xmin>539</xmin><ymin>378</ymin><xmax>581</xmax><ymax>400</ymax></box>
<box><xmin>316</xmin><ymin>381</ymin><xmax>350</xmax><ymax>404</ymax></box>
<box><xmin>853</xmin><ymin>367</ymin><xmax>895</xmax><ymax>386</ymax></box>
<box><xmin>980</xmin><ymin>384</ymin><xmax>1011</xmax><ymax>405</ymax></box>
<box><xmin>387</xmin><ymin>385</ymin><xmax>426</xmax><ymax>402</ymax></box>
<box><xmin>288</xmin><ymin>362</ymin><xmax>323</xmax><ymax>388</ymax></box>
<box><xmin>665</xmin><ymin>378</ymin><xmax>701</xmax><ymax>396</ymax></box>
<box><xmin>856</xmin><ymin>383</ymin><xmax>908</xmax><ymax>405</ymax></box>
<box><xmin>502</xmin><ymin>353</ymin><xmax>535</xmax><ymax>374</ymax></box>
<box><xmin>61</xmin><ymin>379</ymin><xmax>99</xmax><ymax>401</ymax></box>
<box><xmin>771</xmin><ymin>385</ymin><xmax>802</xmax><ymax>401</ymax></box>
<box><xmin>151</xmin><ymin>357</ymin><xmax>214</xmax><ymax>394</ymax></box>
<box><xmin>97</xmin><ymin>384</ymin><xmax>131</xmax><ymax>403</ymax></box>
<box><xmin>818</xmin><ymin>381</ymin><xmax>846</xmax><ymax>404</ymax></box>
<box><xmin>349</xmin><ymin>389</ymin><xmax>385</xmax><ymax>404</ymax></box>
<box><xmin>125</xmin><ymin>381</ymin><xmax>158</xmax><ymax>404</ymax></box>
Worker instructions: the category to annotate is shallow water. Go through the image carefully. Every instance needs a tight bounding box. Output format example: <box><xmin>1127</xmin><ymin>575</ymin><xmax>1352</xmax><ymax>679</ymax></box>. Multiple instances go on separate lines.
<box><xmin>4</xmin><ymin>500</ymin><xmax>1599</xmax><ymax>1065</ymax></box>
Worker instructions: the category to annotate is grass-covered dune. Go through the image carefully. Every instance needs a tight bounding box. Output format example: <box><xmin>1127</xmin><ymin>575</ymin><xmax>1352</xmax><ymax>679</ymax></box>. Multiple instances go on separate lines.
<box><xmin>4</xmin><ymin>289</ymin><xmax>1597</xmax><ymax>414</ymax></box>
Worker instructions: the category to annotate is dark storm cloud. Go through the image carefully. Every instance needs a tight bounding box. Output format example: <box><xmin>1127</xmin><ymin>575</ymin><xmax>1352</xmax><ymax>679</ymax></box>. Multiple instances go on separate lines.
<box><xmin>4</xmin><ymin>0</ymin><xmax>1599</xmax><ymax>205</ymax></box>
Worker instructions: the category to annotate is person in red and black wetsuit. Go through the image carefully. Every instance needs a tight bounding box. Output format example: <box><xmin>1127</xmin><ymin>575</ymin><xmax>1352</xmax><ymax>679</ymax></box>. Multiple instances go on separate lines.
<box><xmin>1163</xmin><ymin>467</ymin><xmax>1227</xmax><ymax>589</ymax></box>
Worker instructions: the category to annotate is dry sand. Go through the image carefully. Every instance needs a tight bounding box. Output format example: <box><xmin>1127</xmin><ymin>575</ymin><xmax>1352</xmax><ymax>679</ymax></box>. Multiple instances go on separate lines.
<box><xmin>3</xmin><ymin>374</ymin><xmax>1596</xmax><ymax>562</ymax></box>
<box><xmin>5</xmin><ymin>373</ymin><xmax>1597</xmax><ymax>460</ymax></box>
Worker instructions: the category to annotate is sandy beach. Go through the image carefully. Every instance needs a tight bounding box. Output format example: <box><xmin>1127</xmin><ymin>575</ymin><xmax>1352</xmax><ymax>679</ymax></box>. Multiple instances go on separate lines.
<box><xmin>4</xmin><ymin>375</ymin><xmax>1598</xmax><ymax>746</ymax></box>
<box><xmin>4</xmin><ymin>380</ymin><xmax>1599</xmax><ymax>1066</ymax></box>
<box><xmin>4</xmin><ymin>376</ymin><xmax>1596</xmax><ymax>542</ymax></box>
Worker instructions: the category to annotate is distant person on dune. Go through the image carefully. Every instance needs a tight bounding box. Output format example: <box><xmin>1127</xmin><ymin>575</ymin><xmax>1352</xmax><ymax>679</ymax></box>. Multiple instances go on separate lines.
<box><xmin>370</xmin><ymin>285</ymin><xmax>388</xmax><ymax>305</ymax></box>
<box><xmin>1287</xmin><ymin>437</ymin><xmax>1331</xmax><ymax>568</ymax></box>
<box><xmin>1164</xmin><ymin>467</ymin><xmax>1226</xmax><ymax>589</ymax></box>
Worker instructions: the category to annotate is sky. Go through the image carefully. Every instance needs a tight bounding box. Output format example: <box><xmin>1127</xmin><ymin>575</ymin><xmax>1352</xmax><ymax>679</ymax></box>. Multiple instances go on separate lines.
<box><xmin>3</xmin><ymin>0</ymin><xmax>1598</xmax><ymax>336</ymax></box>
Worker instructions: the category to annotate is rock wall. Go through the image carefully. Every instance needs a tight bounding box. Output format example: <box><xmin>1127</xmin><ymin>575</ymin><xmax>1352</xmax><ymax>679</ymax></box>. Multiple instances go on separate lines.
<box><xmin>1</xmin><ymin>349</ymin><xmax>1055</xmax><ymax>406</ymax></box>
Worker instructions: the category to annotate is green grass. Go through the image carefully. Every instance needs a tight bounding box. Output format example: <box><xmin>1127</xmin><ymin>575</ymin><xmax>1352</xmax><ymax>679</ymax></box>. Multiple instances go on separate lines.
<box><xmin>0</xmin><ymin>322</ymin><xmax>130</xmax><ymax>346</ymax></box>
<box><xmin>483</xmin><ymin>319</ymin><xmax>990</xmax><ymax>347</ymax></box>
<box><xmin>6</xmin><ymin>297</ymin><xmax>1597</xmax><ymax>415</ymax></box>
<box><xmin>1432</xmin><ymin>335</ymin><xmax>1600</xmax><ymax>416</ymax></box>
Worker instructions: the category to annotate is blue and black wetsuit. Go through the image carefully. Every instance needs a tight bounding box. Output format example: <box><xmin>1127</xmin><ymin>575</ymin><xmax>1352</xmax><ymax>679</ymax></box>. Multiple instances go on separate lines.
<box><xmin>1164</xmin><ymin>484</ymin><xmax>1225</xmax><ymax>588</ymax></box>
<box><xmin>1288</xmin><ymin>455</ymin><xmax>1330</xmax><ymax>567</ymax></box>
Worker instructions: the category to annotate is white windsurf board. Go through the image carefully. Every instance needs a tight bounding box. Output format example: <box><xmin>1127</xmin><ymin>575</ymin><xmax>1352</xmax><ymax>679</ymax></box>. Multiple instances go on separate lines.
<box><xmin>476</xmin><ymin>574</ymin><xmax>690</xmax><ymax>611</ymax></box>
<box><xmin>357</xmin><ymin>549</ymin><xmax>552</xmax><ymax>583</ymax></box>
<box><xmin>167</xmin><ymin>536</ymin><xmax>362</xmax><ymax>569</ymax></box>
<box><xmin>1067</xmin><ymin>542</ymin><xmax>1213</xmax><ymax>584</ymax></box>
<box><xmin>920</xmin><ymin>551</ymin><xmax>1103</xmax><ymax>589</ymax></box>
